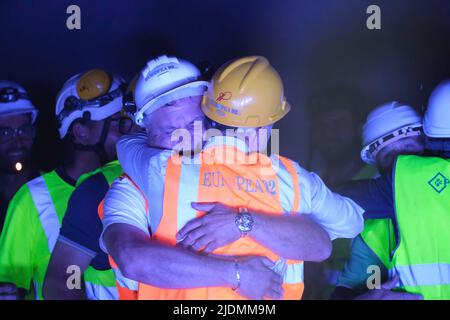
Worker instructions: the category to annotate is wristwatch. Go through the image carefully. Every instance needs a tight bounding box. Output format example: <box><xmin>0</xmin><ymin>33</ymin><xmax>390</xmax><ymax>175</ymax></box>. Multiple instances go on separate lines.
<box><xmin>235</xmin><ymin>207</ymin><xmax>254</xmax><ymax>237</ymax></box>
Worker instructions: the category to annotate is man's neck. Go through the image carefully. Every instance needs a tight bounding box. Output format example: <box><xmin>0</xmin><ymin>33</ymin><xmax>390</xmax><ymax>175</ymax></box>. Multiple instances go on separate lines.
<box><xmin>63</xmin><ymin>151</ymin><xmax>102</xmax><ymax>182</ymax></box>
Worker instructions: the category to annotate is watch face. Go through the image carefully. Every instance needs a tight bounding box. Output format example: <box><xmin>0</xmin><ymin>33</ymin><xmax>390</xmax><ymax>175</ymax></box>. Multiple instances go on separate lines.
<box><xmin>236</xmin><ymin>212</ymin><xmax>253</xmax><ymax>233</ymax></box>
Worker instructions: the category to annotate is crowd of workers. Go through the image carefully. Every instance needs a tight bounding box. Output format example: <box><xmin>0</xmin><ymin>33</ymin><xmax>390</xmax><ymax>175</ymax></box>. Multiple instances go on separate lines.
<box><xmin>0</xmin><ymin>54</ymin><xmax>449</xmax><ymax>300</ymax></box>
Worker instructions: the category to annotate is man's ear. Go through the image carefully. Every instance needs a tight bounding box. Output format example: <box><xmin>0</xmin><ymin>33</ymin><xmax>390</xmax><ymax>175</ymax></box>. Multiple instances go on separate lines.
<box><xmin>71</xmin><ymin>122</ymin><xmax>90</xmax><ymax>145</ymax></box>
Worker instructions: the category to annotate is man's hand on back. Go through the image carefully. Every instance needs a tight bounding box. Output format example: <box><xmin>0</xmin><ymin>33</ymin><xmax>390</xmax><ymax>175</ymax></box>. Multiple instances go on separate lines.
<box><xmin>356</xmin><ymin>275</ymin><xmax>423</xmax><ymax>300</ymax></box>
<box><xmin>177</xmin><ymin>202</ymin><xmax>240</xmax><ymax>253</ymax></box>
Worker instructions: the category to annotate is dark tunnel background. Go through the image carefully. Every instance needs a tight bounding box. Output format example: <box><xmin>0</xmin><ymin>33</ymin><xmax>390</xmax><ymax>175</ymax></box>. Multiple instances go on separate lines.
<box><xmin>1</xmin><ymin>0</ymin><xmax>450</xmax><ymax>171</ymax></box>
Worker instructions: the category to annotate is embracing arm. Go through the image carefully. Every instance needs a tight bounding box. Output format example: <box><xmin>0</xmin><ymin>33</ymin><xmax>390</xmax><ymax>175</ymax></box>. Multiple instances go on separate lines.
<box><xmin>249</xmin><ymin>211</ymin><xmax>331</xmax><ymax>261</ymax></box>
<box><xmin>103</xmin><ymin>223</ymin><xmax>283</xmax><ymax>299</ymax></box>
<box><xmin>178</xmin><ymin>202</ymin><xmax>332</xmax><ymax>262</ymax></box>
<box><xmin>43</xmin><ymin>239</ymin><xmax>91</xmax><ymax>300</ymax></box>
<box><xmin>101</xmin><ymin>172</ymin><xmax>283</xmax><ymax>299</ymax></box>
<box><xmin>104</xmin><ymin>223</ymin><xmax>235</xmax><ymax>289</ymax></box>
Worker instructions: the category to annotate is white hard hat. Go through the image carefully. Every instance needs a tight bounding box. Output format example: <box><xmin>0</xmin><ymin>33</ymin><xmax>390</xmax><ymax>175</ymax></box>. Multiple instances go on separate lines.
<box><xmin>134</xmin><ymin>55</ymin><xmax>208</xmax><ymax>126</ymax></box>
<box><xmin>361</xmin><ymin>101</ymin><xmax>422</xmax><ymax>164</ymax></box>
<box><xmin>0</xmin><ymin>80</ymin><xmax>38</xmax><ymax>123</ymax></box>
<box><xmin>423</xmin><ymin>80</ymin><xmax>450</xmax><ymax>138</ymax></box>
<box><xmin>55</xmin><ymin>69</ymin><xmax>125</xmax><ymax>138</ymax></box>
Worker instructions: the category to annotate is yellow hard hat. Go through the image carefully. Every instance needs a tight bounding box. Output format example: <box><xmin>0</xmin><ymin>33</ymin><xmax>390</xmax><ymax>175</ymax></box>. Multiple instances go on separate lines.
<box><xmin>201</xmin><ymin>56</ymin><xmax>290</xmax><ymax>127</ymax></box>
<box><xmin>55</xmin><ymin>69</ymin><xmax>125</xmax><ymax>138</ymax></box>
<box><xmin>76</xmin><ymin>69</ymin><xmax>112</xmax><ymax>100</ymax></box>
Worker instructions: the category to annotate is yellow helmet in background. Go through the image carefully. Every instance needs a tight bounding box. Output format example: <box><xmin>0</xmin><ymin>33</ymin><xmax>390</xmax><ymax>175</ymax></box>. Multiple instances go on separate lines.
<box><xmin>201</xmin><ymin>56</ymin><xmax>290</xmax><ymax>128</ymax></box>
<box><xmin>55</xmin><ymin>69</ymin><xmax>125</xmax><ymax>138</ymax></box>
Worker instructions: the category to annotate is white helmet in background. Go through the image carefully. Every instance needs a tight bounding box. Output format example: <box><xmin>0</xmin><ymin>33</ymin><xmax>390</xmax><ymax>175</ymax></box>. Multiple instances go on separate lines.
<box><xmin>133</xmin><ymin>55</ymin><xmax>208</xmax><ymax>126</ymax></box>
<box><xmin>361</xmin><ymin>101</ymin><xmax>422</xmax><ymax>165</ymax></box>
<box><xmin>423</xmin><ymin>80</ymin><xmax>450</xmax><ymax>138</ymax></box>
<box><xmin>0</xmin><ymin>80</ymin><xmax>38</xmax><ymax>123</ymax></box>
<box><xmin>55</xmin><ymin>69</ymin><xmax>125</xmax><ymax>138</ymax></box>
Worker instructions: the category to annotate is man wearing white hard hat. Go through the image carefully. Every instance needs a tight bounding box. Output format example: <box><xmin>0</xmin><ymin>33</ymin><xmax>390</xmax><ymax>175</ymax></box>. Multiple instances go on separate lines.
<box><xmin>334</xmin><ymin>82</ymin><xmax>450</xmax><ymax>299</ymax></box>
<box><xmin>360</xmin><ymin>102</ymin><xmax>424</xmax><ymax>172</ymax></box>
<box><xmin>100</xmin><ymin>55</ymin><xmax>363</xmax><ymax>300</ymax></box>
<box><xmin>0</xmin><ymin>81</ymin><xmax>40</xmax><ymax>235</ymax></box>
<box><xmin>0</xmin><ymin>70</ymin><xmax>129</xmax><ymax>300</ymax></box>
<box><xmin>332</xmin><ymin>101</ymin><xmax>425</xmax><ymax>300</ymax></box>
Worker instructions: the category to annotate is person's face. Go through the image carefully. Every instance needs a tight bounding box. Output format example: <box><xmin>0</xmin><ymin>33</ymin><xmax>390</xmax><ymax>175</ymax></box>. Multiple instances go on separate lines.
<box><xmin>146</xmin><ymin>96</ymin><xmax>205</xmax><ymax>151</ymax></box>
<box><xmin>0</xmin><ymin>113</ymin><xmax>35</xmax><ymax>173</ymax></box>
<box><xmin>73</xmin><ymin>112</ymin><xmax>138</xmax><ymax>162</ymax></box>
<box><xmin>375</xmin><ymin>135</ymin><xmax>425</xmax><ymax>172</ymax></box>
<box><xmin>312</xmin><ymin>109</ymin><xmax>360</xmax><ymax>160</ymax></box>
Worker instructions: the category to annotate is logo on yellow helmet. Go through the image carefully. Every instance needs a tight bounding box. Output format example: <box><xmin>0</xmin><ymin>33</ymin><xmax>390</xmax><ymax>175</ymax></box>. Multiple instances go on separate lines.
<box><xmin>216</xmin><ymin>91</ymin><xmax>232</xmax><ymax>102</ymax></box>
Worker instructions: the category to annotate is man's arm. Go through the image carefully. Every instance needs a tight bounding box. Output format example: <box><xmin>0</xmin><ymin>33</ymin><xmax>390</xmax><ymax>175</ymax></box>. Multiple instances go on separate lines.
<box><xmin>331</xmin><ymin>235</ymin><xmax>387</xmax><ymax>300</ymax></box>
<box><xmin>250</xmin><ymin>210</ymin><xmax>331</xmax><ymax>261</ymax></box>
<box><xmin>43</xmin><ymin>239</ymin><xmax>91</xmax><ymax>300</ymax></box>
<box><xmin>101</xmin><ymin>177</ymin><xmax>283</xmax><ymax>300</ymax></box>
<box><xmin>43</xmin><ymin>173</ymin><xmax>111</xmax><ymax>300</ymax></box>
<box><xmin>336</xmin><ymin>171</ymin><xmax>395</xmax><ymax>220</ymax></box>
<box><xmin>305</xmin><ymin>171</ymin><xmax>365</xmax><ymax>240</ymax></box>
<box><xmin>331</xmin><ymin>235</ymin><xmax>422</xmax><ymax>300</ymax></box>
<box><xmin>178</xmin><ymin>202</ymin><xmax>332</xmax><ymax>261</ymax></box>
<box><xmin>103</xmin><ymin>223</ymin><xmax>284</xmax><ymax>300</ymax></box>
<box><xmin>333</xmin><ymin>276</ymin><xmax>422</xmax><ymax>300</ymax></box>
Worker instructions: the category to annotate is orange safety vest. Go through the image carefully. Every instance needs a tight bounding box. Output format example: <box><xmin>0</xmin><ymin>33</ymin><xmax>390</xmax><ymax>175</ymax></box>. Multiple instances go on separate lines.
<box><xmin>100</xmin><ymin>142</ymin><xmax>305</xmax><ymax>300</ymax></box>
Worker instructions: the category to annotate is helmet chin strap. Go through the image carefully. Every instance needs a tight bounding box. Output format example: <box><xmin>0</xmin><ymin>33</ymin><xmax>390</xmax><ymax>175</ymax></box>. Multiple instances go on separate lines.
<box><xmin>73</xmin><ymin>118</ymin><xmax>112</xmax><ymax>165</ymax></box>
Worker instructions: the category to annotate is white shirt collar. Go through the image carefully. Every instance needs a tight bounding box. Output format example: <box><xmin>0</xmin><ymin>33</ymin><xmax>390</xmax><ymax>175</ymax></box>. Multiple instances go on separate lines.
<box><xmin>203</xmin><ymin>135</ymin><xmax>249</xmax><ymax>153</ymax></box>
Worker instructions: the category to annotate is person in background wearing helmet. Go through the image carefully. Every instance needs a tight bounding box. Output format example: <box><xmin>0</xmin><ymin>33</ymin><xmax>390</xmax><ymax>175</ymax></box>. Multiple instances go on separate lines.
<box><xmin>43</xmin><ymin>77</ymin><xmax>139</xmax><ymax>300</ymax></box>
<box><xmin>0</xmin><ymin>69</ymin><xmax>127</xmax><ymax>300</ymax></box>
<box><xmin>0</xmin><ymin>81</ymin><xmax>40</xmax><ymax>234</ymax></box>
<box><xmin>331</xmin><ymin>101</ymin><xmax>424</xmax><ymax>300</ymax></box>
<box><xmin>334</xmin><ymin>80</ymin><xmax>450</xmax><ymax>300</ymax></box>
<box><xmin>303</xmin><ymin>85</ymin><xmax>374</xmax><ymax>300</ymax></box>
<box><xmin>101</xmin><ymin>55</ymin><xmax>363</xmax><ymax>300</ymax></box>
<box><xmin>0</xmin><ymin>82</ymin><xmax>40</xmax><ymax>300</ymax></box>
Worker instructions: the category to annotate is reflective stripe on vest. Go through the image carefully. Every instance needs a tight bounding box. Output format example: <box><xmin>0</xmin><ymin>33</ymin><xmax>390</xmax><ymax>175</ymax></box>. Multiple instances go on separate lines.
<box><xmin>27</xmin><ymin>176</ymin><xmax>60</xmax><ymax>252</ymax></box>
<box><xmin>393</xmin><ymin>155</ymin><xmax>450</xmax><ymax>299</ymax></box>
<box><xmin>85</xmin><ymin>282</ymin><xmax>119</xmax><ymax>300</ymax></box>
<box><xmin>176</xmin><ymin>163</ymin><xmax>201</xmax><ymax>232</ymax></box>
<box><xmin>274</xmin><ymin>259</ymin><xmax>304</xmax><ymax>284</ymax></box>
<box><xmin>275</xmin><ymin>156</ymin><xmax>300</xmax><ymax>214</ymax></box>
<box><xmin>136</xmin><ymin>148</ymin><xmax>304</xmax><ymax>300</ymax></box>
<box><xmin>389</xmin><ymin>264</ymin><xmax>450</xmax><ymax>287</ymax></box>
<box><xmin>26</xmin><ymin>169</ymin><xmax>121</xmax><ymax>300</ymax></box>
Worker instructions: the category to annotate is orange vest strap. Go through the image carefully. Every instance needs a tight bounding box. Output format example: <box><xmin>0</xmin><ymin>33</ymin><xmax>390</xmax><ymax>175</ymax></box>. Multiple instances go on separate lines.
<box><xmin>154</xmin><ymin>155</ymin><xmax>182</xmax><ymax>244</ymax></box>
<box><xmin>98</xmin><ymin>199</ymin><xmax>105</xmax><ymax>220</ymax></box>
<box><xmin>277</xmin><ymin>156</ymin><xmax>300</xmax><ymax>213</ymax></box>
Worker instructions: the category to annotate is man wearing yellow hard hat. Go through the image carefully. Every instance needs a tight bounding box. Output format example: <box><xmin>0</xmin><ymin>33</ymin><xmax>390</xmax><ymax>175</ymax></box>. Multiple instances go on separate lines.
<box><xmin>0</xmin><ymin>69</ymin><xmax>130</xmax><ymax>300</ymax></box>
<box><xmin>100</xmin><ymin>55</ymin><xmax>364</xmax><ymax>300</ymax></box>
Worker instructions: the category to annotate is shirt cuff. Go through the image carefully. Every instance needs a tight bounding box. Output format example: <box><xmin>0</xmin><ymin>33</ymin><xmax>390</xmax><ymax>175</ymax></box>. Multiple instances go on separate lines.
<box><xmin>58</xmin><ymin>235</ymin><xmax>97</xmax><ymax>258</ymax></box>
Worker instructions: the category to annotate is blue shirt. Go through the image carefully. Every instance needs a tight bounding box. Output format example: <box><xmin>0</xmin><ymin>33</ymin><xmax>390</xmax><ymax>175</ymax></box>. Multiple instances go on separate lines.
<box><xmin>59</xmin><ymin>172</ymin><xmax>110</xmax><ymax>270</ymax></box>
<box><xmin>337</xmin><ymin>171</ymin><xmax>395</xmax><ymax>220</ymax></box>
